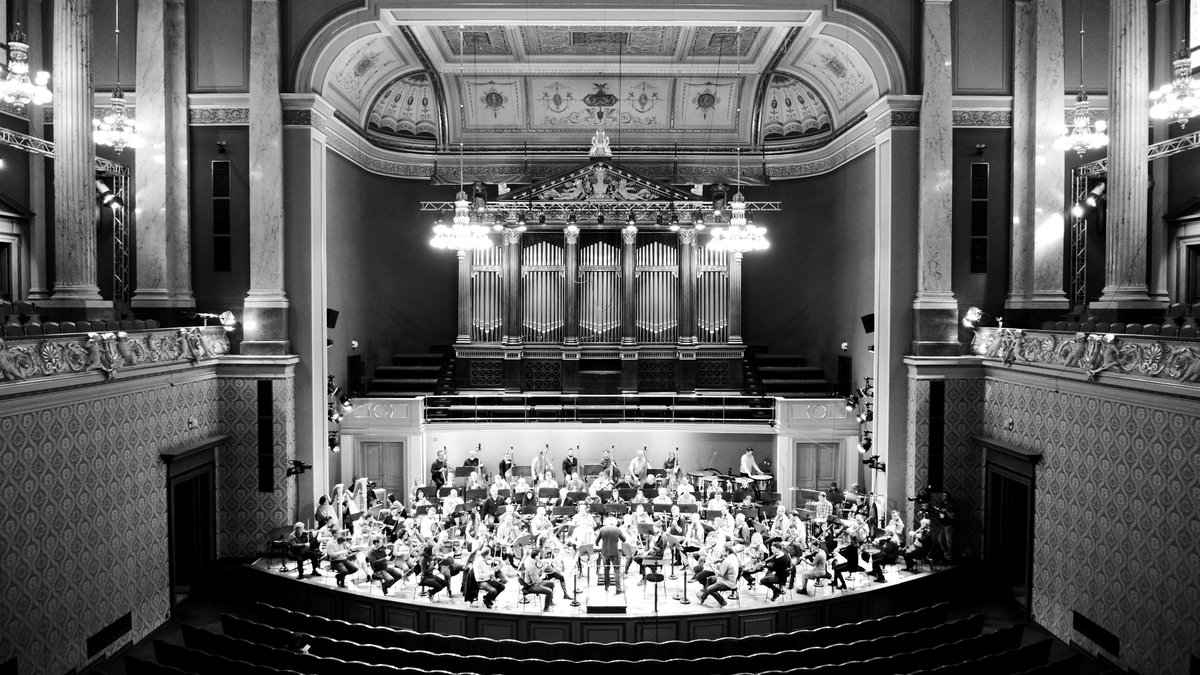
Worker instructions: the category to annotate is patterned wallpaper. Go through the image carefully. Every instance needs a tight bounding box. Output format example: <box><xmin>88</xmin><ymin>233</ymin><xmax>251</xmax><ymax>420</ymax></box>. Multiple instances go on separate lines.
<box><xmin>982</xmin><ymin>378</ymin><xmax>1200</xmax><ymax>675</ymax></box>
<box><xmin>905</xmin><ymin>379</ymin><xmax>930</xmax><ymax>525</ymax></box>
<box><xmin>216</xmin><ymin>377</ymin><xmax>297</xmax><ymax>557</ymax></box>
<box><xmin>0</xmin><ymin>376</ymin><xmax>221</xmax><ymax>674</ymax></box>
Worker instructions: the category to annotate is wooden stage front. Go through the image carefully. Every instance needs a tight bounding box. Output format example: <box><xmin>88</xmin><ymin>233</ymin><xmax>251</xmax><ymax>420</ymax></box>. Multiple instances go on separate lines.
<box><xmin>237</xmin><ymin>559</ymin><xmax>964</xmax><ymax>642</ymax></box>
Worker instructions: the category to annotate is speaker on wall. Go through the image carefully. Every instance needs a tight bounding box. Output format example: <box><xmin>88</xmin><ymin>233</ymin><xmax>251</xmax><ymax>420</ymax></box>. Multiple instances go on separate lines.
<box><xmin>861</xmin><ymin>313</ymin><xmax>875</xmax><ymax>334</ymax></box>
<box><xmin>327</xmin><ymin>308</ymin><xmax>339</xmax><ymax>330</ymax></box>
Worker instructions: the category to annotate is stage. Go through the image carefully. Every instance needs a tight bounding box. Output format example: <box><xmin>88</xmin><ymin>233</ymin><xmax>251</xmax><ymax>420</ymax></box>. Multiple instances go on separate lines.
<box><xmin>238</xmin><ymin>557</ymin><xmax>963</xmax><ymax>642</ymax></box>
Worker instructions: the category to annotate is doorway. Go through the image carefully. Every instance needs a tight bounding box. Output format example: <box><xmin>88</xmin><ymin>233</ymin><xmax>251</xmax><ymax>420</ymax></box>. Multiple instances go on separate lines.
<box><xmin>168</xmin><ymin>464</ymin><xmax>216</xmax><ymax>604</ymax></box>
<box><xmin>984</xmin><ymin>459</ymin><xmax>1036</xmax><ymax>611</ymax></box>
<box><xmin>357</xmin><ymin>441</ymin><xmax>405</xmax><ymax>503</ymax></box>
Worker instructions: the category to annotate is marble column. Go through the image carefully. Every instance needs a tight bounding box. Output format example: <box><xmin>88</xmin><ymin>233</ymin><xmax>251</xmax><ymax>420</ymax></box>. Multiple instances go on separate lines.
<box><xmin>1006</xmin><ymin>0</ymin><xmax>1036</xmax><ymax>310</ymax></box>
<box><xmin>1028</xmin><ymin>0</ymin><xmax>1069</xmax><ymax>310</ymax></box>
<box><xmin>912</xmin><ymin>0</ymin><xmax>958</xmax><ymax>355</ymax></box>
<box><xmin>1149</xmin><ymin>0</ymin><xmax>1174</xmax><ymax>303</ymax></box>
<box><xmin>728</xmin><ymin>251</ymin><xmax>743</xmax><ymax>344</ymax></box>
<box><xmin>1098</xmin><ymin>0</ymin><xmax>1155</xmax><ymax>309</ymax></box>
<box><xmin>24</xmin><ymin>0</ymin><xmax>49</xmax><ymax>301</ymax></box>
<box><xmin>502</xmin><ymin>228</ymin><xmax>522</xmax><ymax>345</ymax></box>
<box><xmin>563</xmin><ymin>227</ymin><xmax>579</xmax><ymax>346</ymax></box>
<box><xmin>46</xmin><ymin>0</ymin><xmax>108</xmax><ymax>314</ymax></box>
<box><xmin>242</xmin><ymin>0</ymin><xmax>289</xmax><ymax>354</ymax></box>
<box><xmin>455</xmin><ymin>250</ymin><xmax>471</xmax><ymax>344</ymax></box>
<box><xmin>133</xmin><ymin>0</ymin><xmax>193</xmax><ymax>310</ymax></box>
<box><xmin>677</xmin><ymin>227</ymin><xmax>697</xmax><ymax>346</ymax></box>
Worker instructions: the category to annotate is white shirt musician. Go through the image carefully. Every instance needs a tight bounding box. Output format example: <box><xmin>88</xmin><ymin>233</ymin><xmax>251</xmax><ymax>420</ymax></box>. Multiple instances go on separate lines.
<box><xmin>814</xmin><ymin>492</ymin><xmax>834</xmax><ymax>521</ymax></box>
<box><xmin>663</xmin><ymin>449</ymin><xmax>683</xmax><ymax>486</ymax></box>
<box><xmin>739</xmin><ymin>448</ymin><xmax>764</xmax><ymax>477</ymax></box>
<box><xmin>537</xmin><ymin>471</ymin><xmax>559</xmax><ymax>491</ymax></box>
<box><xmin>628</xmin><ymin>448</ymin><xmax>650</xmax><ymax>485</ymax></box>
<box><xmin>677</xmin><ymin>490</ymin><xmax>697</xmax><ymax>506</ymax></box>
<box><xmin>466</xmin><ymin>471</ymin><xmax>487</xmax><ymax>491</ymax></box>
<box><xmin>652</xmin><ymin>488</ymin><xmax>673</xmax><ymax>505</ymax></box>
<box><xmin>441</xmin><ymin>489</ymin><xmax>463</xmax><ymax>516</ymax></box>
<box><xmin>532</xmin><ymin>448</ymin><xmax>554</xmax><ymax>482</ymax></box>
<box><xmin>565</xmin><ymin>472</ymin><xmax>586</xmax><ymax>493</ymax></box>
<box><xmin>707</xmin><ymin>492</ymin><xmax>728</xmax><ymax>512</ymax></box>
<box><xmin>530</xmin><ymin>507</ymin><xmax>553</xmax><ymax>539</ymax></box>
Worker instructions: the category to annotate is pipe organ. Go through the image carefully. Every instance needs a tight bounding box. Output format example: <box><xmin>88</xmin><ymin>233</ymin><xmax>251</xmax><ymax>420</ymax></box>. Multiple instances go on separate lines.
<box><xmin>442</xmin><ymin>155</ymin><xmax>769</xmax><ymax>394</ymax></box>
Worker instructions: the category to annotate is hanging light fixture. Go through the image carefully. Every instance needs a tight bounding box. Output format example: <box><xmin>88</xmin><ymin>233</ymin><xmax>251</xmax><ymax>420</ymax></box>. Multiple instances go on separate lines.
<box><xmin>1150</xmin><ymin>40</ymin><xmax>1200</xmax><ymax>128</ymax></box>
<box><xmin>708</xmin><ymin>29</ymin><xmax>767</xmax><ymax>253</ymax></box>
<box><xmin>0</xmin><ymin>20</ymin><xmax>50</xmax><ymax>107</ymax></box>
<box><xmin>431</xmin><ymin>29</ymin><xmax>491</xmax><ymax>252</ymax></box>
<box><xmin>94</xmin><ymin>0</ymin><xmax>143</xmax><ymax>153</ymax></box>
<box><xmin>1055</xmin><ymin>1</ymin><xmax>1107</xmax><ymax>156</ymax></box>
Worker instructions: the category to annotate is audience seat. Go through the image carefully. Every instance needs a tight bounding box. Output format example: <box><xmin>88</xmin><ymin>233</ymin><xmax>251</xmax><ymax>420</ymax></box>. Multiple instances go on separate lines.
<box><xmin>59</xmin><ymin>321</ymin><xmax>77</xmax><ymax>334</ymax></box>
<box><xmin>146</xmin><ymin>318</ymin><xmax>161</xmax><ymax>328</ymax></box>
<box><xmin>75</xmin><ymin>320</ymin><xmax>92</xmax><ymax>333</ymax></box>
<box><xmin>124</xmin><ymin>656</ymin><xmax>196</xmax><ymax>675</ymax></box>
<box><xmin>133</xmin><ymin>319</ymin><xmax>147</xmax><ymax>330</ymax></box>
<box><xmin>2</xmin><ymin>322</ymin><xmax>22</xmax><ymax>337</ymax></box>
<box><xmin>41</xmin><ymin>321</ymin><xmax>60</xmax><ymax>335</ymax></box>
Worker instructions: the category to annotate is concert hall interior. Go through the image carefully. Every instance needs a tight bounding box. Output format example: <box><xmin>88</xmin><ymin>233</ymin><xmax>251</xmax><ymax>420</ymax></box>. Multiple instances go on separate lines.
<box><xmin>0</xmin><ymin>1</ymin><xmax>1199</xmax><ymax>674</ymax></box>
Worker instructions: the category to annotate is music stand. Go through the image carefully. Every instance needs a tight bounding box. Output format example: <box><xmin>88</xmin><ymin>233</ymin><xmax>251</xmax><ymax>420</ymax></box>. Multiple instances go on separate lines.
<box><xmin>636</xmin><ymin>523</ymin><xmax>655</xmax><ymax>536</ymax></box>
<box><xmin>589</xmin><ymin>503</ymin><xmax>607</xmax><ymax>515</ymax></box>
<box><xmin>617</xmin><ymin>488</ymin><xmax>637</xmax><ymax>501</ymax></box>
<box><xmin>438</xmin><ymin>487</ymin><xmax>454</xmax><ymax>498</ymax></box>
<box><xmin>538</xmin><ymin>488</ymin><xmax>559</xmax><ymax>501</ymax></box>
<box><xmin>465</xmin><ymin>488</ymin><xmax>487</xmax><ymax>502</ymax></box>
<box><xmin>552</xmin><ymin>506</ymin><xmax>575</xmax><ymax>517</ymax></box>
<box><xmin>677</xmin><ymin>503</ymin><xmax>699</xmax><ymax>514</ymax></box>
<box><xmin>582</xmin><ymin>464</ymin><xmax>603</xmax><ymax>479</ymax></box>
<box><xmin>567</xmin><ymin>491</ymin><xmax>587</xmax><ymax>503</ymax></box>
<box><xmin>604</xmin><ymin>503</ymin><xmax>629</xmax><ymax>516</ymax></box>
<box><xmin>513</xmin><ymin>465</ymin><xmax>532</xmax><ymax>478</ymax></box>
<box><xmin>704</xmin><ymin>509</ymin><xmax>723</xmax><ymax>521</ymax></box>
<box><xmin>519</xmin><ymin>505</ymin><xmax>537</xmax><ymax>515</ymax></box>
<box><xmin>597</xmin><ymin>489</ymin><xmax>613</xmax><ymax>502</ymax></box>
<box><xmin>497</xmin><ymin>489</ymin><xmax>512</xmax><ymax>499</ymax></box>
<box><xmin>652</xmin><ymin>503</ymin><xmax>672</xmax><ymax>514</ymax></box>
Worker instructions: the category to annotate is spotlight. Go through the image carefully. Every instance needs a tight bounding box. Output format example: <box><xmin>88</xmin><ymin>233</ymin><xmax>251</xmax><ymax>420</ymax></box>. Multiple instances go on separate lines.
<box><xmin>328</xmin><ymin>404</ymin><xmax>343</xmax><ymax>424</ymax></box>
<box><xmin>596</xmin><ymin>212</ymin><xmax>605</xmax><ymax>225</ymax></box>
<box><xmin>656</xmin><ymin>213</ymin><xmax>664</xmax><ymax>226</ymax></box>
<box><xmin>711</xmin><ymin>183</ymin><xmax>727</xmax><ymax>218</ymax></box>
<box><xmin>286</xmin><ymin>459</ymin><xmax>313</xmax><ymax>477</ymax></box>
<box><xmin>1085</xmin><ymin>182</ymin><xmax>1106</xmax><ymax>207</ymax></box>
<box><xmin>217</xmin><ymin>311</ymin><xmax>238</xmax><ymax>332</ymax></box>
<box><xmin>856</xmin><ymin>404</ymin><xmax>873</xmax><ymax>424</ymax></box>
<box><xmin>328</xmin><ymin>432</ymin><xmax>341</xmax><ymax>453</ymax></box>
<box><xmin>627</xmin><ymin>209</ymin><xmax>636</xmax><ymax>226</ymax></box>
<box><xmin>539</xmin><ymin>213</ymin><xmax>546</xmax><ymax>224</ymax></box>
<box><xmin>327</xmin><ymin>376</ymin><xmax>341</xmax><ymax>397</ymax></box>
<box><xmin>1071</xmin><ymin>202</ymin><xmax>1085</xmax><ymax>218</ymax></box>
<box><xmin>517</xmin><ymin>212</ymin><xmax>526</xmax><ymax>226</ymax></box>
<box><xmin>568</xmin><ymin>211</ymin><xmax>577</xmax><ymax>224</ymax></box>
<box><xmin>962</xmin><ymin>306</ymin><xmax>1003</xmax><ymax>328</ymax></box>
<box><xmin>845</xmin><ymin>394</ymin><xmax>860</xmax><ymax>411</ymax></box>
<box><xmin>858</xmin><ymin>434</ymin><xmax>873</xmax><ymax>453</ymax></box>
<box><xmin>339</xmin><ymin>393</ymin><xmax>354</xmax><ymax>412</ymax></box>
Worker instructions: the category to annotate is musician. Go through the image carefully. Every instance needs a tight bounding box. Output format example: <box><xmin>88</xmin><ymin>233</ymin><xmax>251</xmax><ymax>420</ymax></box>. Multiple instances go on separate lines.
<box><xmin>590</xmin><ymin>472</ymin><xmax>613</xmax><ymax>493</ymax></box>
<box><xmin>314</xmin><ymin>496</ymin><xmax>332</xmax><ymax>528</ymax></box>
<box><xmin>796</xmin><ymin>543</ymin><xmax>829</xmax><ymax>595</ymax></box>
<box><xmin>849</xmin><ymin>513</ymin><xmax>871</xmax><ymax>543</ymax></box>
<box><xmin>769</xmin><ymin>510</ymin><xmax>790</xmax><ymax>540</ymax></box>
<box><xmin>904</xmin><ymin>519</ymin><xmax>933</xmax><ymax>570</ymax></box>
<box><xmin>732</xmin><ymin>512</ymin><xmax>753</xmax><ymax>545</ymax></box>
<box><xmin>532</xmin><ymin>447</ymin><xmax>554</xmax><ymax>482</ymax></box>
<box><xmin>706</xmin><ymin>490</ymin><xmax>728</xmax><ymax>513</ymax></box>
<box><xmin>760</xmin><ymin>539</ymin><xmax>792</xmax><ymax>601</ymax></box>
<box><xmin>324</xmin><ymin>529</ymin><xmax>360</xmax><ymax>588</ymax></box>
<box><xmin>676</xmin><ymin>488</ymin><xmax>697</xmax><ymax>506</ymax></box>
<box><xmin>814</xmin><ymin>492</ymin><xmax>833</xmax><ymax>521</ymax></box>
<box><xmin>884</xmin><ymin>510</ymin><xmax>906</xmax><ymax>542</ymax></box>
<box><xmin>739</xmin><ymin>448</ymin><xmax>766</xmax><ymax>499</ymax></box>
<box><xmin>520</xmin><ymin>547</ymin><xmax>556</xmax><ymax>611</ymax></box>
<box><xmin>595</xmin><ymin>516</ymin><xmax>627</xmax><ymax>593</ymax></box>
<box><xmin>565</xmin><ymin>471</ymin><xmax>586</xmax><ymax>493</ymax></box>
<box><xmin>663</xmin><ymin>448</ymin><xmax>683</xmax><ymax>486</ymax></box>
<box><xmin>562</xmin><ymin>447</ymin><xmax>579</xmax><ymax>480</ymax></box>
<box><xmin>632</xmin><ymin>522</ymin><xmax>668</xmax><ymax>585</ymax></box>
<box><xmin>417</xmin><ymin>542</ymin><xmax>448</xmax><ymax>599</ymax></box>
<box><xmin>630</xmin><ymin>489</ymin><xmax>649</xmax><ymax>505</ymax></box>
<box><xmin>471</xmin><ymin>547</ymin><xmax>504</xmax><ymax>608</ymax></box>
<box><xmin>820</xmin><ymin>514</ymin><xmax>845</xmax><ymax>554</ymax></box>
<box><xmin>512</xmin><ymin>477</ymin><xmax>532</xmax><ymax>504</ymax></box>
<box><xmin>464</xmin><ymin>445</ymin><xmax>481</xmax><ymax>471</ymax></box>
<box><xmin>652</xmin><ymin>488</ymin><xmax>673</xmax><ymax>506</ymax></box>
<box><xmin>695</xmin><ymin>542</ymin><xmax>740</xmax><ymax>608</ymax></box>
<box><xmin>827</xmin><ymin>481</ymin><xmax>845</xmax><ymax>508</ymax></box>
<box><xmin>550</xmin><ymin>487</ymin><xmax>575</xmax><ymax>508</ymax></box>
<box><xmin>626</xmin><ymin>447</ymin><xmax>650</xmax><ymax>485</ymax></box>
<box><xmin>466</xmin><ymin>471</ymin><xmax>487</xmax><ymax>491</ymax></box>
<box><xmin>537</xmin><ymin>470</ymin><xmax>559</xmax><ymax>491</ymax></box>
<box><xmin>530</xmin><ymin>506</ymin><xmax>553</xmax><ymax>540</ymax></box>
<box><xmin>431</xmin><ymin>449</ymin><xmax>450</xmax><ymax>490</ymax></box>
<box><xmin>737</xmin><ymin>494</ymin><xmax>762</xmax><ymax>521</ymax></box>
<box><xmin>537</xmin><ymin>535</ymin><xmax>571</xmax><ymax>600</ymax></box>
<box><xmin>286</xmin><ymin>522</ymin><xmax>322</xmax><ymax>577</ymax></box>
<box><xmin>441</xmin><ymin>488</ymin><xmax>464</xmax><ymax>516</ymax></box>
<box><xmin>933</xmin><ymin>491</ymin><xmax>957</xmax><ymax>562</ymax></box>
<box><xmin>499</xmin><ymin>448</ymin><xmax>516</xmax><ymax>481</ymax></box>
<box><xmin>599</xmin><ymin>448</ymin><xmax>620</xmax><ymax>481</ymax></box>
<box><xmin>831</xmin><ymin>533</ymin><xmax>862</xmax><ymax>590</ymax></box>
<box><xmin>632</xmin><ymin>503</ymin><xmax>652</xmax><ymax>525</ymax></box>
<box><xmin>366</xmin><ymin>536</ymin><xmax>403</xmax><ymax>595</ymax></box>
<box><xmin>870</xmin><ymin>533</ymin><xmax>901</xmax><ymax>582</ymax></box>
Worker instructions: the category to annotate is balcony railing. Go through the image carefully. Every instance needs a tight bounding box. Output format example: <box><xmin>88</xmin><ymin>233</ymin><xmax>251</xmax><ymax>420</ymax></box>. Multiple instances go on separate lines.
<box><xmin>423</xmin><ymin>393</ymin><xmax>776</xmax><ymax>424</ymax></box>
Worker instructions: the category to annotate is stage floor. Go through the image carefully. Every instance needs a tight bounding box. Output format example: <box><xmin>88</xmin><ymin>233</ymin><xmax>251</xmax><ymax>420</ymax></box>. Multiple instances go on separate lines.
<box><xmin>249</xmin><ymin>557</ymin><xmax>940</xmax><ymax>618</ymax></box>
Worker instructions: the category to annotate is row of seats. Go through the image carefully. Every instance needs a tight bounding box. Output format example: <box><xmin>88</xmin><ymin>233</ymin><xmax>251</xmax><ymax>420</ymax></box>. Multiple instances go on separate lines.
<box><xmin>248</xmin><ymin>602</ymin><xmax>949</xmax><ymax>659</ymax></box>
<box><xmin>210</xmin><ymin>615</ymin><xmax>997</xmax><ymax>675</ymax></box>
<box><xmin>1039</xmin><ymin>320</ymin><xmax>1198</xmax><ymax>338</ymax></box>
<box><xmin>0</xmin><ymin>318</ymin><xmax>160</xmax><ymax>337</ymax></box>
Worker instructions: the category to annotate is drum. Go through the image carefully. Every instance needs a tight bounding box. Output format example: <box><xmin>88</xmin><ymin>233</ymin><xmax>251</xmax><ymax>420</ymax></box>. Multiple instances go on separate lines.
<box><xmin>751</xmin><ymin>473</ymin><xmax>773</xmax><ymax>492</ymax></box>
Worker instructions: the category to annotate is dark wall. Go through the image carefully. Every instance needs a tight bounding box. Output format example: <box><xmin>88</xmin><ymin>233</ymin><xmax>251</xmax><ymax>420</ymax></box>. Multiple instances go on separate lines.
<box><xmin>324</xmin><ymin>152</ymin><xmax>455</xmax><ymax>385</ymax></box>
<box><xmin>91</xmin><ymin>0</ymin><xmax>138</xmax><ymax>92</ymax></box>
<box><xmin>189</xmin><ymin>127</ymin><xmax>251</xmax><ymax>311</ymax></box>
<box><xmin>1062</xmin><ymin>0</ymin><xmax>1109</xmax><ymax>93</ymax></box>
<box><xmin>844</xmin><ymin>0</ymin><xmax>918</xmax><ymax>89</ymax></box>
<box><xmin>187</xmin><ymin>0</ymin><xmax>251</xmax><ymax>93</ymax></box>
<box><xmin>283</xmin><ymin>0</ymin><xmax>358</xmax><ymax>90</ymax></box>
<box><xmin>743</xmin><ymin>152</ymin><xmax>877</xmax><ymax>386</ymax></box>
<box><xmin>952</xmin><ymin>128</ymin><xmax>1012</xmax><ymax>314</ymax></box>
<box><xmin>952</xmin><ymin>0</ymin><xmax>1013</xmax><ymax>96</ymax></box>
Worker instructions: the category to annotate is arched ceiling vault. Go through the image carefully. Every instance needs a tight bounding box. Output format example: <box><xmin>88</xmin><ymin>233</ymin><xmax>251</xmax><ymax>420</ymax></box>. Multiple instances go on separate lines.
<box><xmin>293</xmin><ymin>2</ymin><xmax>906</xmax><ymax>155</ymax></box>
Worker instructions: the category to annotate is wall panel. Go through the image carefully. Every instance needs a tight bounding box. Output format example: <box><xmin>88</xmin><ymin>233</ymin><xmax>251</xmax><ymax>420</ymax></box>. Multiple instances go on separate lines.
<box><xmin>187</xmin><ymin>0</ymin><xmax>250</xmax><ymax>93</ymax></box>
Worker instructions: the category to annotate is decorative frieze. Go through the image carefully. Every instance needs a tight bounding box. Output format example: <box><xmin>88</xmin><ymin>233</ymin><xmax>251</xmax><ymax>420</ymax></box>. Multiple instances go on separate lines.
<box><xmin>0</xmin><ymin>327</ymin><xmax>231</xmax><ymax>383</ymax></box>
<box><xmin>189</xmin><ymin>107</ymin><xmax>250</xmax><ymax>125</ymax></box>
<box><xmin>971</xmin><ymin>327</ymin><xmax>1200</xmax><ymax>383</ymax></box>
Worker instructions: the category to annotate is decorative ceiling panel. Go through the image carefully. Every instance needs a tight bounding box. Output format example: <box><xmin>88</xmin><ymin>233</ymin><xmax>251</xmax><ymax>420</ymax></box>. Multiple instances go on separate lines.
<box><xmin>675</xmin><ymin>79</ymin><xmax>739</xmax><ymax>130</ymax></box>
<box><xmin>687</xmin><ymin>26</ymin><xmax>761</xmax><ymax>57</ymax></box>
<box><xmin>522</xmin><ymin>26</ymin><xmax>683</xmax><ymax>57</ymax></box>
<box><xmin>368</xmin><ymin>73</ymin><xmax>438</xmax><ymax>139</ymax></box>
<box><xmin>440</xmin><ymin>26</ymin><xmax>513</xmax><ymax>57</ymax></box>
<box><xmin>792</xmin><ymin>35</ymin><xmax>876</xmax><ymax>112</ymax></box>
<box><xmin>529</xmin><ymin>77</ymin><xmax>670</xmax><ymax>130</ymax></box>
<box><xmin>462</xmin><ymin>78</ymin><xmax>525</xmax><ymax>128</ymax></box>
<box><xmin>761</xmin><ymin>74</ymin><xmax>832</xmax><ymax>140</ymax></box>
<box><xmin>328</xmin><ymin>35</ymin><xmax>409</xmax><ymax>108</ymax></box>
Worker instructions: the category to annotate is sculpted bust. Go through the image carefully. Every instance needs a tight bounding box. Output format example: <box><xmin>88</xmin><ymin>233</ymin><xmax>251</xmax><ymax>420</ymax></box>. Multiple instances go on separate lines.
<box><xmin>589</xmin><ymin>129</ymin><xmax>612</xmax><ymax>158</ymax></box>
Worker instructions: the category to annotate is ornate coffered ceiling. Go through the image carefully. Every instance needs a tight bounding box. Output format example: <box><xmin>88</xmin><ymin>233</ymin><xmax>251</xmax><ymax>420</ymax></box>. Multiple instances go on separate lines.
<box><xmin>294</xmin><ymin>2</ymin><xmax>906</xmax><ymax>156</ymax></box>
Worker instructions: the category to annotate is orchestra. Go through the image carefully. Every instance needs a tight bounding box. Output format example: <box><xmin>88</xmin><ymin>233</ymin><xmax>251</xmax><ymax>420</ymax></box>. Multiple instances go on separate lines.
<box><xmin>282</xmin><ymin>445</ymin><xmax>943</xmax><ymax>613</ymax></box>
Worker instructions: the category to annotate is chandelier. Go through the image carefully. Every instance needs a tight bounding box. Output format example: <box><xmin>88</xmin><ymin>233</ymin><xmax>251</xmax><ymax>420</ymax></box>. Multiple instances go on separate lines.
<box><xmin>1150</xmin><ymin>43</ymin><xmax>1200</xmax><ymax>128</ymax></box>
<box><xmin>0</xmin><ymin>26</ymin><xmax>51</xmax><ymax>107</ymax></box>
<box><xmin>708</xmin><ymin>191</ymin><xmax>769</xmax><ymax>252</ymax></box>
<box><xmin>1056</xmin><ymin>0</ymin><xmax>1107</xmax><ymax>157</ymax></box>
<box><xmin>430</xmin><ymin>189</ymin><xmax>492</xmax><ymax>251</ymax></box>
<box><xmin>93</xmin><ymin>0</ymin><xmax>142</xmax><ymax>153</ymax></box>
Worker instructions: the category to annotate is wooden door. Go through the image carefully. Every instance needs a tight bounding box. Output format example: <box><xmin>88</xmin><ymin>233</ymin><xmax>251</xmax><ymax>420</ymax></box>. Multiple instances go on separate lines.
<box><xmin>357</xmin><ymin>441</ymin><xmax>405</xmax><ymax>500</ymax></box>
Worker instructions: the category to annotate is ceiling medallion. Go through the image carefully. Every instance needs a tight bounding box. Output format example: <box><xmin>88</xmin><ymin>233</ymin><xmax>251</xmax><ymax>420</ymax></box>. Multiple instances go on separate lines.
<box><xmin>479</xmin><ymin>82</ymin><xmax>508</xmax><ymax>117</ymax></box>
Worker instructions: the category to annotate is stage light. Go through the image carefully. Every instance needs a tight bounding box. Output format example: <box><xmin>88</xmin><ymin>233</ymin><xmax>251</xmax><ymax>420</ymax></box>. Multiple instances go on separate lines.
<box><xmin>328</xmin><ymin>432</ymin><xmax>341</xmax><ymax>453</ymax></box>
<box><xmin>539</xmin><ymin>213</ymin><xmax>546</xmax><ymax>224</ymax></box>
<box><xmin>568</xmin><ymin>211</ymin><xmax>577</xmax><ymax>224</ymax></box>
<box><xmin>286</xmin><ymin>459</ymin><xmax>313</xmax><ymax>477</ymax></box>
<box><xmin>627</xmin><ymin>210</ymin><xmax>636</xmax><ymax>226</ymax></box>
<box><xmin>217</xmin><ymin>311</ymin><xmax>238</xmax><ymax>332</ymax></box>
<box><xmin>1071</xmin><ymin>202</ymin><xmax>1085</xmax><ymax>218</ymax></box>
<box><xmin>328</xmin><ymin>404</ymin><xmax>343</xmax><ymax>424</ymax></box>
<box><xmin>596</xmin><ymin>213</ymin><xmax>605</xmax><ymax>225</ymax></box>
<box><xmin>327</xmin><ymin>376</ymin><xmax>341</xmax><ymax>397</ymax></box>
<box><xmin>962</xmin><ymin>306</ymin><xmax>1003</xmax><ymax>328</ymax></box>
<box><xmin>845</xmin><ymin>394</ymin><xmax>859</xmax><ymax>411</ymax></box>
<box><xmin>656</xmin><ymin>213</ymin><xmax>664</xmax><ymax>226</ymax></box>
<box><xmin>858</xmin><ymin>433</ymin><xmax>873</xmax><ymax>453</ymax></box>
<box><xmin>517</xmin><ymin>211</ymin><xmax>526</xmax><ymax>227</ymax></box>
<box><xmin>856</xmin><ymin>404</ymin><xmax>873</xmax><ymax>424</ymax></box>
<box><xmin>1085</xmin><ymin>182</ymin><xmax>1105</xmax><ymax>207</ymax></box>
<box><xmin>339</xmin><ymin>393</ymin><xmax>354</xmax><ymax>412</ymax></box>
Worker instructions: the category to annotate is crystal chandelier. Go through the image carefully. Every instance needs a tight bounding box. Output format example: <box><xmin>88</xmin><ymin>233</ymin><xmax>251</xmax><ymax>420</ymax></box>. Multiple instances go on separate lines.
<box><xmin>0</xmin><ymin>26</ymin><xmax>51</xmax><ymax>107</ymax></box>
<box><xmin>1150</xmin><ymin>43</ymin><xmax>1200</xmax><ymax>128</ymax></box>
<box><xmin>1056</xmin><ymin>1</ymin><xmax>1107</xmax><ymax>157</ymax></box>
<box><xmin>430</xmin><ymin>189</ymin><xmax>492</xmax><ymax>251</ymax></box>
<box><xmin>708</xmin><ymin>191</ymin><xmax>769</xmax><ymax>252</ymax></box>
<box><xmin>93</xmin><ymin>0</ymin><xmax>143</xmax><ymax>153</ymax></box>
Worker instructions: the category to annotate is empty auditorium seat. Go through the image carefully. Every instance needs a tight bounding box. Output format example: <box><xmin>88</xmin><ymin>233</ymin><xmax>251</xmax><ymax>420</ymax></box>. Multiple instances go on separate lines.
<box><xmin>1141</xmin><ymin>323</ymin><xmax>1160</xmax><ymax>335</ymax></box>
<box><xmin>1079</xmin><ymin>321</ymin><xmax>1095</xmax><ymax>332</ymax></box>
<box><xmin>1124</xmin><ymin>323</ymin><xmax>1143</xmax><ymax>335</ymax></box>
<box><xmin>41</xmin><ymin>321</ymin><xmax>60</xmax><ymax>335</ymax></box>
<box><xmin>23</xmin><ymin>323</ymin><xmax>42</xmax><ymax>336</ymax></box>
<box><xmin>1109</xmin><ymin>322</ymin><xmax>1126</xmax><ymax>334</ymax></box>
<box><xmin>2</xmin><ymin>322</ymin><xmax>22</xmax><ymax>337</ymax></box>
<box><xmin>1053</xmin><ymin>321</ymin><xmax>1067</xmax><ymax>331</ymax></box>
<box><xmin>59</xmin><ymin>321</ymin><xmax>77</xmax><ymax>334</ymax></box>
<box><xmin>146</xmin><ymin>318</ymin><xmax>160</xmax><ymax>328</ymax></box>
<box><xmin>75</xmin><ymin>320</ymin><xmax>92</xmax><ymax>333</ymax></box>
<box><xmin>119</xmin><ymin>320</ymin><xmax>134</xmax><ymax>330</ymax></box>
<box><xmin>124</xmin><ymin>656</ymin><xmax>196</xmax><ymax>675</ymax></box>
<box><xmin>133</xmin><ymin>319</ymin><xmax>147</xmax><ymax>330</ymax></box>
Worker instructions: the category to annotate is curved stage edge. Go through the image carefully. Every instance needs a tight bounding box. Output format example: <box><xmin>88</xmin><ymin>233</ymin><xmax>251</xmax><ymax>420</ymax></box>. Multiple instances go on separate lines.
<box><xmin>234</xmin><ymin>561</ymin><xmax>967</xmax><ymax>642</ymax></box>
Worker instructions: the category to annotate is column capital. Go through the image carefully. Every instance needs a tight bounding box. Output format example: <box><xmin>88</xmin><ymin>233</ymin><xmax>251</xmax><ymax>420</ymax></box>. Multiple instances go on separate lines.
<box><xmin>621</xmin><ymin>227</ymin><xmax>638</xmax><ymax>245</ymax></box>
<box><xmin>677</xmin><ymin>228</ymin><xmax>697</xmax><ymax>245</ymax></box>
<box><xmin>564</xmin><ymin>228</ymin><xmax>579</xmax><ymax>245</ymax></box>
<box><xmin>503</xmin><ymin>228</ymin><xmax>523</xmax><ymax>245</ymax></box>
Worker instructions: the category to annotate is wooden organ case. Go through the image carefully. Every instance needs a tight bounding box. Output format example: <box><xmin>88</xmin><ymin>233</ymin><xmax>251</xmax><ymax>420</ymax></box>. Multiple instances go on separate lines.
<box><xmin>449</xmin><ymin>159</ymin><xmax>753</xmax><ymax>394</ymax></box>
